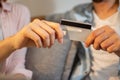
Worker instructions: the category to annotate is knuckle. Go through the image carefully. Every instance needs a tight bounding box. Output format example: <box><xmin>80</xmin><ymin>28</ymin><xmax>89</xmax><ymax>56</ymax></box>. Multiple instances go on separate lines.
<box><xmin>92</xmin><ymin>31</ymin><xmax>97</xmax><ymax>38</ymax></box>
<box><xmin>29</xmin><ymin>23</ymin><xmax>34</xmax><ymax>29</ymax></box>
<box><xmin>103</xmin><ymin>25</ymin><xmax>110</xmax><ymax>29</ymax></box>
<box><xmin>100</xmin><ymin>43</ymin><xmax>106</xmax><ymax>49</ymax></box>
<box><xmin>43</xmin><ymin>34</ymin><xmax>49</xmax><ymax>40</ymax></box>
<box><xmin>94</xmin><ymin>38</ymin><xmax>100</xmax><ymax>44</ymax></box>
<box><xmin>108</xmin><ymin>29</ymin><xmax>115</xmax><ymax>34</ymax></box>
<box><xmin>106</xmin><ymin>27</ymin><xmax>115</xmax><ymax>33</ymax></box>
<box><xmin>111</xmin><ymin>30</ymin><xmax>115</xmax><ymax>33</ymax></box>
<box><xmin>50</xmin><ymin>30</ymin><xmax>55</xmax><ymax>35</ymax></box>
<box><xmin>56</xmin><ymin>23</ymin><xmax>60</xmax><ymax>27</ymax></box>
<box><xmin>29</xmin><ymin>23</ymin><xmax>32</xmax><ymax>27</ymax></box>
<box><xmin>103</xmin><ymin>26</ymin><xmax>108</xmax><ymax>28</ymax></box>
<box><xmin>35</xmin><ymin>37</ymin><xmax>40</xmax><ymax>42</ymax></box>
<box><xmin>115</xmin><ymin>36</ymin><xmax>119</xmax><ymax>41</ymax></box>
<box><xmin>53</xmin><ymin>23</ymin><xmax>60</xmax><ymax>29</ymax></box>
<box><xmin>33</xmin><ymin>19</ymin><xmax>40</xmax><ymax>23</ymax></box>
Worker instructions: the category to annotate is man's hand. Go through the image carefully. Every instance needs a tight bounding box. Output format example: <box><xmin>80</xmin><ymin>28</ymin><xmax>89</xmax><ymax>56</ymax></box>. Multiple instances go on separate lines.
<box><xmin>85</xmin><ymin>26</ymin><xmax>120</xmax><ymax>56</ymax></box>
<box><xmin>12</xmin><ymin>19</ymin><xmax>63</xmax><ymax>49</ymax></box>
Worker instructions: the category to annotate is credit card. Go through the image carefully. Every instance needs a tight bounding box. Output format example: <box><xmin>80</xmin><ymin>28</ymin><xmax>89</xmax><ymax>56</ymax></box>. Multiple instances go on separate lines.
<box><xmin>60</xmin><ymin>19</ymin><xmax>92</xmax><ymax>41</ymax></box>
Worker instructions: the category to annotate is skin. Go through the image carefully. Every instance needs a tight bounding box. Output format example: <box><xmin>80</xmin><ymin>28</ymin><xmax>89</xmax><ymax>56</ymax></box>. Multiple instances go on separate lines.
<box><xmin>0</xmin><ymin>1</ymin><xmax>63</xmax><ymax>61</ymax></box>
<box><xmin>0</xmin><ymin>19</ymin><xmax>63</xmax><ymax>79</ymax></box>
<box><xmin>0</xmin><ymin>73</ymin><xmax>27</xmax><ymax>80</ymax></box>
<box><xmin>85</xmin><ymin>0</ymin><xmax>120</xmax><ymax>56</ymax></box>
<box><xmin>0</xmin><ymin>0</ymin><xmax>63</xmax><ymax>79</ymax></box>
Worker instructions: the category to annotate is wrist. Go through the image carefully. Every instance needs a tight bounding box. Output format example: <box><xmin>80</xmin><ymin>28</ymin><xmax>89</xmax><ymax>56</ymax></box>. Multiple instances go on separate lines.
<box><xmin>8</xmin><ymin>36</ymin><xmax>17</xmax><ymax>51</ymax></box>
<box><xmin>0</xmin><ymin>35</ymin><xmax>18</xmax><ymax>61</ymax></box>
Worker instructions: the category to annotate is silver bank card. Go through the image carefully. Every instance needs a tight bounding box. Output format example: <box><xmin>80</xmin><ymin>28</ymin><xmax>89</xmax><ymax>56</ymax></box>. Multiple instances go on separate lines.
<box><xmin>61</xmin><ymin>19</ymin><xmax>92</xmax><ymax>42</ymax></box>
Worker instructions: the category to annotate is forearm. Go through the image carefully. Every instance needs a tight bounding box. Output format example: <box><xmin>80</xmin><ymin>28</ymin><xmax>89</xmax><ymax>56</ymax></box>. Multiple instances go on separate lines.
<box><xmin>0</xmin><ymin>73</ymin><xmax>28</xmax><ymax>80</ymax></box>
<box><xmin>12</xmin><ymin>74</ymin><xmax>28</xmax><ymax>80</ymax></box>
<box><xmin>0</xmin><ymin>36</ymin><xmax>15</xmax><ymax>61</ymax></box>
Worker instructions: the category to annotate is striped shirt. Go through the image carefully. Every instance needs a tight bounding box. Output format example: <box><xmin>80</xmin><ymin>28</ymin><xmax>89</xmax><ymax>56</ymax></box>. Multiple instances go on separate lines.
<box><xmin>0</xmin><ymin>2</ymin><xmax>32</xmax><ymax>79</ymax></box>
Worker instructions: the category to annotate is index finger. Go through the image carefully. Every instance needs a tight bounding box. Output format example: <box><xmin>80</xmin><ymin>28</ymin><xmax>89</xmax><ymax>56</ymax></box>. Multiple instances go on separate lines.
<box><xmin>42</xmin><ymin>20</ymin><xmax>64</xmax><ymax>44</ymax></box>
<box><xmin>85</xmin><ymin>27</ymin><xmax>105</xmax><ymax>47</ymax></box>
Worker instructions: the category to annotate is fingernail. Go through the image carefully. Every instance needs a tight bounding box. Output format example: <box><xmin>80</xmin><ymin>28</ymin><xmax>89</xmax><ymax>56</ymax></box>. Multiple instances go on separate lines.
<box><xmin>59</xmin><ymin>38</ymin><xmax>63</xmax><ymax>44</ymax></box>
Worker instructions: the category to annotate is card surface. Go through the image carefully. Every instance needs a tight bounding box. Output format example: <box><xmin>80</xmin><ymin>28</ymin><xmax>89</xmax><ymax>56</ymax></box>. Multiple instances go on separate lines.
<box><xmin>61</xmin><ymin>19</ymin><xmax>92</xmax><ymax>41</ymax></box>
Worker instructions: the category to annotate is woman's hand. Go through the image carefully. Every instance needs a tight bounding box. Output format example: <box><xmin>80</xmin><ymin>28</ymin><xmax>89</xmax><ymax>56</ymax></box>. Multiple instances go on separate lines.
<box><xmin>0</xmin><ymin>73</ymin><xmax>28</xmax><ymax>80</ymax></box>
<box><xmin>85</xmin><ymin>26</ymin><xmax>120</xmax><ymax>56</ymax></box>
<box><xmin>12</xmin><ymin>19</ymin><xmax>63</xmax><ymax>49</ymax></box>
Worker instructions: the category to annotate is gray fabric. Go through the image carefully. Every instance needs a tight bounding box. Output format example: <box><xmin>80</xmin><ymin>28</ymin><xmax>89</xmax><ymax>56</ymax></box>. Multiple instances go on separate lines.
<box><xmin>70</xmin><ymin>42</ymin><xmax>91</xmax><ymax>80</ymax></box>
<box><xmin>26</xmin><ymin>3</ymin><xmax>93</xmax><ymax>80</ymax></box>
<box><xmin>45</xmin><ymin>3</ymin><xmax>93</xmax><ymax>80</ymax></box>
<box><xmin>25</xmin><ymin>2</ymin><xmax>120</xmax><ymax>80</ymax></box>
<box><xmin>26</xmin><ymin>36</ymin><xmax>73</xmax><ymax>80</ymax></box>
<box><xmin>62</xmin><ymin>41</ymin><xmax>78</xmax><ymax>80</ymax></box>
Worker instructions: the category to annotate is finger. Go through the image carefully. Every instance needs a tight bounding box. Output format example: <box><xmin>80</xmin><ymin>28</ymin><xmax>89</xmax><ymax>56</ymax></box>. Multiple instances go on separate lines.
<box><xmin>93</xmin><ymin>32</ymin><xmax>110</xmax><ymax>50</ymax></box>
<box><xmin>41</xmin><ymin>21</ymin><xmax>55</xmax><ymax>47</ymax></box>
<box><xmin>33</xmin><ymin>19</ymin><xmax>55</xmax><ymax>46</ymax></box>
<box><xmin>85</xmin><ymin>27</ymin><xmax>105</xmax><ymax>47</ymax></box>
<box><xmin>30</xmin><ymin>23</ymin><xmax>50</xmax><ymax>48</ymax></box>
<box><xmin>104</xmin><ymin>26</ymin><xmax>115</xmax><ymax>34</ymax></box>
<box><xmin>25</xmin><ymin>29</ymin><xmax>42</xmax><ymax>48</ymax></box>
<box><xmin>42</xmin><ymin>20</ymin><xmax>64</xmax><ymax>44</ymax></box>
<box><xmin>107</xmin><ymin>40</ymin><xmax>120</xmax><ymax>53</ymax></box>
<box><xmin>100</xmin><ymin>34</ymin><xmax>118</xmax><ymax>50</ymax></box>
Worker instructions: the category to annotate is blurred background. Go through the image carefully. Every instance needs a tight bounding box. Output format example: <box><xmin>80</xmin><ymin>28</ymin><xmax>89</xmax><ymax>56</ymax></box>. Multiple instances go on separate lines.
<box><xmin>7</xmin><ymin>0</ymin><xmax>91</xmax><ymax>17</ymax></box>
